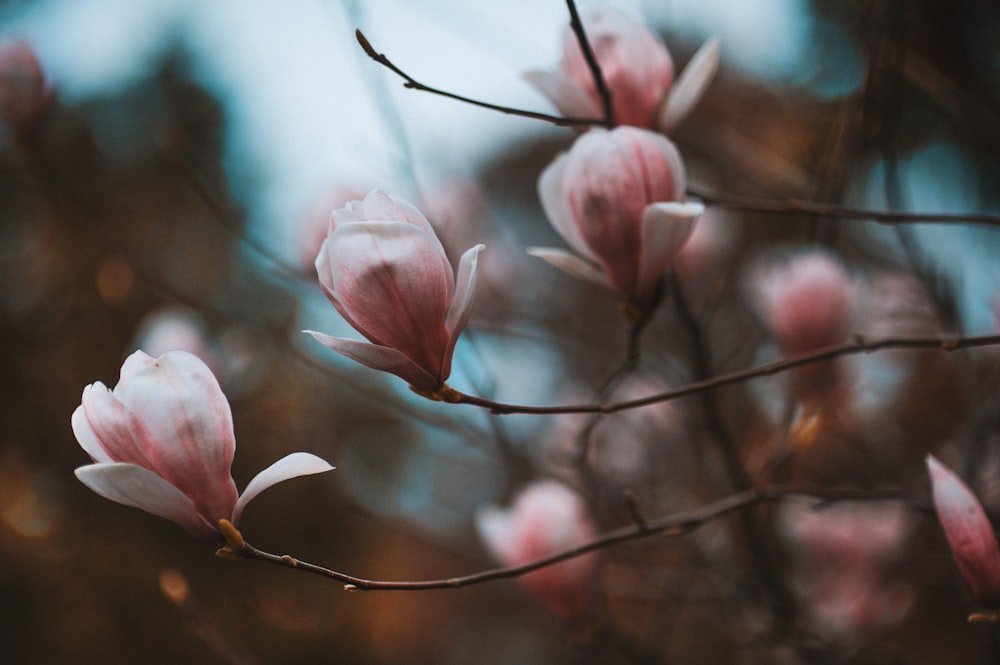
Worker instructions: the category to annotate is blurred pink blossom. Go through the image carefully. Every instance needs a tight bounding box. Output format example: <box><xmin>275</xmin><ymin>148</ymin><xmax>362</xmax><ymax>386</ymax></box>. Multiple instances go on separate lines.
<box><xmin>73</xmin><ymin>351</ymin><xmax>333</xmax><ymax>540</ymax></box>
<box><xmin>132</xmin><ymin>306</ymin><xmax>222</xmax><ymax>376</ymax></box>
<box><xmin>779</xmin><ymin>500</ymin><xmax>916</xmax><ymax>636</ymax></box>
<box><xmin>305</xmin><ymin>189</ymin><xmax>484</xmax><ymax>391</ymax></box>
<box><xmin>530</xmin><ymin>126</ymin><xmax>701</xmax><ymax>315</ymax></box>
<box><xmin>927</xmin><ymin>454</ymin><xmax>1000</xmax><ymax>608</ymax></box>
<box><xmin>476</xmin><ymin>480</ymin><xmax>598</xmax><ymax>617</ymax></box>
<box><xmin>525</xmin><ymin>7</ymin><xmax>718</xmax><ymax>132</ymax></box>
<box><xmin>0</xmin><ymin>39</ymin><xmax>53</xmax><ymax>138</ymax></box>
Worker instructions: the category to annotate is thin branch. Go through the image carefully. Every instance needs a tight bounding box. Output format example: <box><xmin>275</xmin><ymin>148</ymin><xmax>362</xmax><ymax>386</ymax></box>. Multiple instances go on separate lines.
<box><xmin>564</xmin><ymin>0</ymin><xmax>614</xmax><ymax>127</ymax></box>
<box><xmin>446</xmin><ymin>332</ymin><xmax>1000</xmax><ymax>415</ymax></box>
<box><xmin>354</xmin><ymin>29</ymin><xmax>604</xmax><ymax>128</ymax></box>
<box><xmin>227</xmin><ymin>487</ymin><xmax>926</xmax><ymax>592</ymax></box>
<box><xmin>688</xmin><ymin>184</ymin><xmax>1000</xmax><ymax>227</ymax></box>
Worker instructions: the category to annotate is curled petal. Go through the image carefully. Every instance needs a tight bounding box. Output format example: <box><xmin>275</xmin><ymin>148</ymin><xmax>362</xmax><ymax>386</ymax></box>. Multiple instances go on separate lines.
<box><xmin>441</xmin><ymin>244</ymin><xmax>484</xmax><ymax>379</ymax></box>
<box><xmin>657</xmin><ymin>36</ymin><xmax>720</xmax><ymax>134</ymax></box>
<box><xmin>537</xmin><ymin>151</ymin><xmax>597</xmax><ymax>263</ymax></box>
<box><xmin>523</xmin><ymin>70</ymin><xmax>602</xmax><ymax>120</ymax></box>
<box><xmin>232</xmin><ymin>452</ymin><xmax>335</xmax><ymax>525</ymax></box>
<box><xmin>927</xmin><ymin>455</ymin><xmax>1000</xmax><ymax>607</ymax></box>
<box><xmin>118</xmin><ymin>352</ymin><xmax>238</xmax><ymax>523</ymax></box>
<box><xmin>527</xmin><ymin>247</ymin><xmax>609</xmax><ymax>290</ymax></box>
<box><xmin>305</xmin><ymin>330</ymin><xmax>439</xmax><ymax>390</ymax></box>
<box><xmin>636</xmin><ymin>201</ymin><xmax>702</xmax><ymax>302</ymax></box>
<box><xmin>76</xmin><ymin>463</ymin><xmax>217</xmax><ymax>539</ymax></box>
<box><xmin>355</xmin><ymin>189</ymin><xmax>442</xmax><ymax>245</ymax></box>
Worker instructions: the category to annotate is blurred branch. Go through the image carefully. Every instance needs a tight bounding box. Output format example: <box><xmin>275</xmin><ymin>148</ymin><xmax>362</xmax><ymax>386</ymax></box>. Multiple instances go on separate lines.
<box><xmin>226</xmin><ymin>486</ymin><xmax>926</xmax><ymax>591</ymax></box>
<box><xmin>446</xmin><ymin>332</ymin><xmax>1000</xmax><ymax>415</ymax></box>
<box><xmin>354</xmin><ymin>29</ymin><xmax>604</xmax><ymax>128</ymax></box>
<box><xmin>688</xmin><ymin>184</ymin><xmax>1000</xmax><ymax>227</ymax></box>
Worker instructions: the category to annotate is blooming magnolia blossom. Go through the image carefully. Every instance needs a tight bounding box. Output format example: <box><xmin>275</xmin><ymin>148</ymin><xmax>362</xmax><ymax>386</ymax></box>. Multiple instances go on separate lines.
<box><xmin>73</xmin><ymin>350</ymin><xmax>334</xmax><ymax>540</ymax></box>
<box><xmin>476</xmin><ymin>480</ymin><xmax>598</xmax><ymax>617</ymax></box>
<box><xmin>530</xmin><ymin>126</ymin><xmax>701</xmax><ymax>313</ymax></box>
<box><xmin>0</xmin><ymin>39</ymin><xmax>53</xmax><ymax>138</ymax></box>
<box><xmin>927</xmin><ymin>455</ymin><xmax>1000</xmax><ymax>608</ymax></box>
<box><xmin>524</xmin><ymin>6</ymin><xmax>719</xmax><ymax>132</ymax></box>
<box><xmin>305</xmin><ymin>189</ymin><xmax>483</xmax><ymax>391</ymax></box>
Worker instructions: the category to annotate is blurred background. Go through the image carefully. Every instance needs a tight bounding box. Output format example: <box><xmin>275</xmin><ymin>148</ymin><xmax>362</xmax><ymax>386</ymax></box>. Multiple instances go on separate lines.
<box><xmin>2</xmin><ymin>0</ymin><xmax>1000</xmax><ymax>663</ymax></box>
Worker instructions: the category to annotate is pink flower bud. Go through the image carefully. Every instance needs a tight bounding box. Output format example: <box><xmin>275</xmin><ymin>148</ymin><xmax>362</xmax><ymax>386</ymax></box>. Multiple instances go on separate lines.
<box><xmin>0</xmin><ymin>39</ymin><xmax>53</xmax><ymax>138</ymax></box>
<box><xmin>476</xmin><ymin>480</ymin><xmax>598</xmax><ymax>617</ymax></box>
<box><xmin>927</xmin><ymin>455</ymin><xmax>1000</xmax><ymax>607</ymax></box>
<box><xmin>754</xmin><ymin>250</ymin><xmax>856</xmax><ymax>355</ymax></box>
<box><xmin>530</xmin><ymin>126</ymin><xmax>701</xmax><ymax>313</ymax></box>
<box><xmin>305</xmin><ymin>189</ymin><xmax>484</xmax><ymax>391</ymax></box>
<box><xmin>73</xmin><ymin>350</ymin><xmax>333</xmax><ymax>539</ymax></box>
<box><xmin>524</xmin><ymin>8</ymin><xmax>718</xmax><ymax>131</ymax></box>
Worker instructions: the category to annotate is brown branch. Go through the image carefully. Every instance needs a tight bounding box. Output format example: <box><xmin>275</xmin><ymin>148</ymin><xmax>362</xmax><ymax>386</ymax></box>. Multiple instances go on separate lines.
<box><xmin>564</xmin><ymin>0</ymin><xmax>614</xmax><ymax>127</ymax></box>
<box><xmin>447</xmin><ymin>332</ymin><xmax>1000</xmax><ymax>415</ymax></box>
<box><xmin>226</xmin><ymin>487</ymin><xmax>925</xmax><ymax>591</ymax></box>
<box><xmin>688</xmin><ymin>184</ymin><xmax>1000</xmax><ymax>227</ymax></box>
<box><xmin>354</xmin><ymin>29</ymin><xmax>604</xmax><ymax>128</ymax></box>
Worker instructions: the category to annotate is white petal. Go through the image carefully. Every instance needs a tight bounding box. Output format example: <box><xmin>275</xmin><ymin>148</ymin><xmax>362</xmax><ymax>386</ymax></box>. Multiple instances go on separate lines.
<box><xmin>75</xmin><ymin>462</ymin><xmax>217</xmax><ymax>539</ymax></box>
<box><xmin>442</xmin><ymin>244</ymin><xmax>485</xmax><ymax>379</ymax></box>
<box><xmin>636</xmin><ymin>201</ymin><xmax>702</xmax><ymax>301</ymax></box>
<box><xmin>657</xmin><ymin>36</ymin><xmax>720</xmax><ymax>133</ymax></box>
<box><xmin>523</xmin><ymin>70</ymin><xmax>602</xmax><ymax>120</ymax></box>
<box><xmin>527</xmin><ymin>247</ymin><xmax>611</xmax><ymax>291</ymax></box>
<box><xmin>232</xmin><ymin>453</ymin><xmax>335</xmax><ymax>524</ymax></box>
<box><xmin>304</xmin><ymin>330</ymin><xmax>439</xmax><ymax>390</ymax></box>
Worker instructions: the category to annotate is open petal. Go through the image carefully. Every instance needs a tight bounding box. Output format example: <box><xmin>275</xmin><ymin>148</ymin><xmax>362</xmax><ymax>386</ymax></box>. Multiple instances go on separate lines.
<box><xmin>537</xmin><ymin>151</ymin><xmax>599</xmax><ymax>262</ymax></box>
<box><xmin>119</xmin><ymin>352</ymin><xmax>239</xmax><ymax>522</ymax></box>
<box><xmin>635</xmin><ymin>201</ymin><xmax>702</xmax><ymax>303</ymax></box>
<box><xmin>76</xmin><ymin>462</ymin><xmax>217</xmax><ymax>539</ymax></box>
<box><xmin>927</xmin><ymin>455</ymin><xmax>1000</xmax><ymax>606</ymax></box>
<box><xmin>305</xmin><ymin>330</ymin><xmax>440</xmax><ymax>390</ymax></box>
<box><xmin>232</xmin><ymin>452</ymin><xmax>335</xmax><ymax>525</ymax></box>
<box><xmin>527</xmin><ymin>247</ymin><xmax>611</xmax><ymax>291</ymax></box>
<box><xmin>523</xmin><ymin>70</ymin><xmax>603</xmax><ymax>121</ymax></box>
<box><xmin>657</xmin><ymin>36</ymin><xmax>720</xmax><ymax>134</ymax></box>
<box><xmin>442</xmin><ymin>244</ymin><xmax>485</xmax><ymax>379</ymax></box>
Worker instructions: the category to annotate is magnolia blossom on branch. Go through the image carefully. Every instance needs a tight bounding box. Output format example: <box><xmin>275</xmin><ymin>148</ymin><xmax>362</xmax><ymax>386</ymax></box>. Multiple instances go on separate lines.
<box><xmin>306</xmin><ymin>189</ymin><xmax>483</xmax><ymax>392</ymax></box>
<box><xmin>73</xmin><ymin>350</ymin><xmax>334</xmax><ymax>540</ymax></box>
<box><xmin>525</xmin><ymin>6</ymin><xmax>719</xmax><ymax>132</ymax></box>
<box><xmin>530</xmin><ymin>126</ymin><xmax>702</xmax><ymax>316</ymax></box>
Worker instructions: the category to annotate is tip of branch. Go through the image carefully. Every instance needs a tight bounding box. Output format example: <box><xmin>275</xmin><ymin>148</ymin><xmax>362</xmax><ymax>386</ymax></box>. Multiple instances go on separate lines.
<box><xmin>355</xmin><ymin>29</ymin><xmax>377</xmax><ymax>59</ymax></box>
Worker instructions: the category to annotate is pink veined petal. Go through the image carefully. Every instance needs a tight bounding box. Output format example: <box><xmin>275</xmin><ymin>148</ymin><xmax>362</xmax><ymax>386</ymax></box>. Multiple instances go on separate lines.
<box><xmin>73</xmin><ymin>385</ymin><xmax>128</xmax><ymax>464</ymax></box>
<box><xmin>441</xmin><ymin>244</ymin><xmax>485</xmax><ymax>380</ymax></box>
<box><xmin>232</xmin><ymin>452</ymin><xmax>335</xmax><ymax>525</ymax></box>
<box><xmin>635</xmin><ymin>201</ymin><xmax>702</xmax><ymax>304</ymax></box>
<box><xmin>327</xmin><ymin>222</ymin><xmax>452</xmax><ymax>372</ymax></box>
<box><xmin>657</xmin><ymin>36</ymin><xmax>720</xmax><ymax>134</ymax></box>
<box><xmin>537</xmin><ymin>148</ymin><xmax>601</xmax><ymax>263</ymax></box>
<box><xmin>927</xmin><ymin>454</ymin><xmax>1000</xmax><ymax>606</ymax></box>
<box><xmin>526</xmin><ymin>247</ymin><xmax>610</xmax><ymax>291</ymax></box>
<box><xmin>304</xmin><ymin>330</ymin><xmax>440</xmax><ymax>390</ymax></box>
<box><xmin>118</xmin><ymin>352</ymin><xmax>239</xmax><ymax>524</ymax></box>
<box><xmin>522</xmin><ymin>70</ymin><xmax>603</xmax><ymax>120</ymax></box>
<box><xmin>357</xmin><ymin>190</ymin><xmax>445</xmax><ymax>256</ymax></box>
<box><xmin>314</xmin><ymin>234</ymin><xmax>340</xmax><ymax>307</ymax></box>
<box><xmin>75</xmin><ymin>462</ymin><xmax>217</xmax><ymax>539</ymax></box>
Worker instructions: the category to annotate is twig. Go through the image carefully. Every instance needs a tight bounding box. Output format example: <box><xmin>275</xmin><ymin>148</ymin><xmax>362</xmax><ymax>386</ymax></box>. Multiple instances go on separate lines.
<box><xmin>688</xmin><ymin>184</ymin><xmax>1000</xmax><ymax>227</ymax></box>
<box><xmin>354</xmin><ymin>29</ymin><xmax>604</xmax><ymax>128</ymax></box>
<box><xmin>225</xmin><ymin>487</ymin><xmax>926</xmax><ymax>591</ymax></box>
<box><xmin>564</xmin><ymin>0</ymin><xmax>614</xmax><ymax>127</ymax></box>
<box><xmin>446</xmin><ymin>332</ymin><xmax>1000</xmax><ymax>415</ymax></box>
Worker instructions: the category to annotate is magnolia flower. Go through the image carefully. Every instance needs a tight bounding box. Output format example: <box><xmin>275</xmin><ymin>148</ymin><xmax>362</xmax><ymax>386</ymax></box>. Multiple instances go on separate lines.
<box><xmin>525</xmin><ymin>7</ymin><xmax>719</xmax><ymax>132</ymax></box>
<box><xmin>73</xmin><ymin>350</ymin><xmax>334</xmax><ymax>540</ymax></box>
<box><xmin>927</xmin><ymin>455</ymin><xmax>1000</xmax><ymax>608</ymax></box>
<box><xmin>530</xmin><ymin>126</ymin><xmax>701</xmax><ymax>314</ymax></box>
<box><xmin>0</xmin><ymin>39</ymin><xmax>53</xmax><ymax>138</ymax></box>
<box><xmin>476</xmin><ymin>480</ymin><xmax>598</xmax><ymax>617</ymax></box>
<box><xmin>306</xmin><ymin>189</ymin><xmax>483</xmax><ymax>392</ymax></box>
